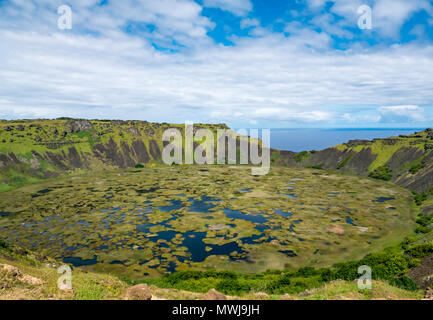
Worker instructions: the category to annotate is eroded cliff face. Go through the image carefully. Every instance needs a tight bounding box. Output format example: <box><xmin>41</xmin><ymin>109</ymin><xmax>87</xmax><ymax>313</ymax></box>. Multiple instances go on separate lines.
<box><xmin>272</xmin><ymin>128</ymin><xmax>433</xmax><ymax>194</ymax></box>
<box><xmin>0</xmin><ymin>119</ymin><xmax>232</xmax><ymax>190</ymax></box>
<box><xmin>1</xmin><ymin>119</ymin><xmax>432</xmax><ymax>197</ymax></box>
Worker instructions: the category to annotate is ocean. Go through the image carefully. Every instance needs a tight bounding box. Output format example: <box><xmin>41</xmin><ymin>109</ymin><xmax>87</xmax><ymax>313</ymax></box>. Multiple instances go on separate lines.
<box><xmin>268</xmin><ymin>128</ymin><xmax>425</xmax><ymax>152</ymax></box>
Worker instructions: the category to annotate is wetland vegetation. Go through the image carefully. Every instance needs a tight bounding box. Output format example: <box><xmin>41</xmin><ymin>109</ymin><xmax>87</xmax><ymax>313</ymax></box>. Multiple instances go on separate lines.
<box><xmin>0</xmin><ymin>165</ymin><xmax>416</xmax><ymax>280</ymax></box>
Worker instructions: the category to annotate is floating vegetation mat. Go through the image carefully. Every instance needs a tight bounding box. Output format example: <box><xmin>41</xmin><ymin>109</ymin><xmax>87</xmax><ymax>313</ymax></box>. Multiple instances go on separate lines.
<box><xmin>0</xmin><ymin>166</ymin><xmax>415</xmax><ymax>278</ymax></box>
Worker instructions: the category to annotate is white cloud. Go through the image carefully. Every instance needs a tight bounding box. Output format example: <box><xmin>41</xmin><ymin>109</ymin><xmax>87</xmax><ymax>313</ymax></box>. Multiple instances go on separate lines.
<box><xmin>252</xmin><ymin>109</ymin><xmax>336</xmax><ymax>123</ymax></box>
<box><xmin>1</xmin><ymin>28</ymin><xmax>433</xmax><ymax>125</ymax></box>
<box><xmin>305</xmin><ymin>0</ymin><xmax>433</xmax><ymax>39</ymax></box>
<box><xmin>0</xmin><ymin>0</ymin><xmax>215</xmax><ymax>48</ymax></box>
<box><xmin>343</xmin><ymin>113</ymin><xmax>381</xmax><ymax>123</ymax></box>
<box><xmin>240</xmin><ymin>18</ymin><xmax>259</xmax><ymax>29</ymax></box>
<box><xmin>379</xmin><ymin>105</ymin><xmax>427</xmax><ymax>122</ymax></box>
<box><xmin>202</xmin><ymin>0</ymin><xmax>252</xmax><ymax>17</ymax></box>
<box><xmin>284</xmin><ymin>22</ymin><xmax>331</xmax><ymax>49</ymax></box>
<box><xmin>307</xmin><ymin>0</ymin><xmax>328</xmax><ymax>9</ymax></box>
<box><xmin>0</xmin><ymin>1</ymin><xmax>432</xmax><ymax>127</ymax></box>
<box><xmin>373</xmin><ymin>0</ymin><xmax>432</xmax><ymax>38</ymax></box>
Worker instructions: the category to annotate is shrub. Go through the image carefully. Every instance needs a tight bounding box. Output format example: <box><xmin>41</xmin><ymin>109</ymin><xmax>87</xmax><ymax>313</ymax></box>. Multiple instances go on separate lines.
<box><xmin>263</xmin><ymin>269</ymin><xmax>284</xmax><ymax>275</ymax></box>
<box><xmin>333</xmin><ymin>261</ymin><xmax>361</xmax><ymax>281</ymax></box>
<box><xmin>277</xmin><ymin>274</ymin><xmax>292</xmax><ymax>286</ymax></box>
<box><xmin>362</xmin><ymin>252</ymin><xmax>409</xmax><ymax>280</ymax></box>
<box><xmin>134</xmin><ymin>163</ymin><xmax>145</xmax><ymax>168</ymax></box>
<box><xmin>294</xmin><ymin>151</ymin><xmax>309</xmax><ymax>163</ymax></box>
<box><xmin>390</xmin><ymin>276</ymin><xmax>419</xmax><ymax>292</ymax></box>
<box><xmin>333</xmin><ymin>251</ymin><xmax>409</xmax><ymax>281</ymax></box>
<box><xmin>0</xmin><ymin>238</ymin><xmax>11</xmax><ymax>251</ymax></box>
<box><xmin>415</xmin><ymin>226</ymin><xmax>430</xmax><ymax>234</ymax></box>
<box><xmin>296</xmin><ymin>266</ymin><xmax>317</xmax><ymax>277</ymax></box>
<box><xmin>216</xmin><ymin>279</ymin><xmax>250</xmax><ymax>295</ymax></box>
<box><xmin>416</xmin><ymin>215</ymin><xmax>433</xmax><ymax>227</ymax></box>
<box><xmin>409</xmin><ymin>162</ymin><xmax>425</xmax><ymax>174</ymax></box>
<box><xmin>407</xmin><ymin>258</ymin><xmax>421</xmax><ymax>268</ymax></box>
<box><xmin>401</xmin><ymin>236</ymin><xmax>417</xmax><ymax>250</ymax></box>
<box><xmin>319</xmin><ymin>268</ymin><xmax>335</xmax><ymax>282</ymax></box>
<box><xmin>368</xmin><ymin>165</ymin><xmax>393</xmax><ymax>181</ymax></box>
<box><xmin>57</xmin><ymin>117</ymin><xmax>74</xmax><ymax>120</ymax></box>
<box><xmin>413</xmin><ymin>192</ymin><xmax>428</xmax><ymax>206</ymax></box>
<box><xmin>405</xmin><ymin>243</ymin><xmax>433</xmax><ymax>259</ymax></box>
<box><xmin>266</xmin><ymin>275</ymin><xmax>292</xmax><ymax>294</ymax></box>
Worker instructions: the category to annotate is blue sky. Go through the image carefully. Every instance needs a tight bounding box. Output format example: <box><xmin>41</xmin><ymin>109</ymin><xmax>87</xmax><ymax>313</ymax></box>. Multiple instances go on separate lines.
<box><xmin>0</xmin><ymin>0</ymin><xmax>433</xmax><ymax>128</ymax></box>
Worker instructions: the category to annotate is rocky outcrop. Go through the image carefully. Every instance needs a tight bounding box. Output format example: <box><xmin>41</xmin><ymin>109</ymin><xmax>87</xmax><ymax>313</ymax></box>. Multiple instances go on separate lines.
<box><xmin>131</xmin><ymin>140</ymin><xmax>150</xmax><ymax>163</ymax></box>
<box><xmin>253</xmin><ymin>292</ymin><xmax>270</xmax><ymax>300</ymax></box>
<box><xmin>425</xmin><ymin>288</ymin><xmax>433</xmax><ymax>300</ymax></box>
<box><xmin>421</xmin><ymin>205</ymin><xmax>433</xmax><ymax>217</ymax></box>
<box><xmin>148</xmin><ymin>140</ymin><xmax>161</xmax><ymax>159</ymax></box>
<box><xmin>127</xmin><ymin>127</ymin><xmax>141</xmax><ymax>136</ymax></box>
<box><xmin>203</xmin><ymin>289</ymin><xmax>227</xmax><ymax>300</ymax></box>
<box><xmin>124</xmin><ymin>284</ymin><xmax>153</xmax><ymax>300</ymax></box>
<box><xmin>66</xmin><ymin>119</ymin><xmax>93</xmax><ymax>133</ymax></box>
<box><xmin>407</xmin><ymin>253</ymin><xmax>433</xmax><ymax>290</ymax></box>
<box><xmin>0</xmin><ymin>264</ymin><xmax>44</xmax><ymax>289</ymax></box>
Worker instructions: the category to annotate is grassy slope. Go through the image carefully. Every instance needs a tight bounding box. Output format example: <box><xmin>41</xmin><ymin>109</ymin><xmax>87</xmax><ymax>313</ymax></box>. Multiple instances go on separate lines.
<box><xmin>0</xmin><ymin>246</ymin><xmax>127</xmax><ymax>300</ymax></box>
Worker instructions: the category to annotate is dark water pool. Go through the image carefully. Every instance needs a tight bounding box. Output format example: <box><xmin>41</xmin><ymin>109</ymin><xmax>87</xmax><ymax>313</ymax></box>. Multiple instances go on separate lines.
<box><xmin>63</xmin><ymin>256</ymin><xmax>98</xmax><ymax>267</ymax></box>
<box><xmin>273</xmin><ymin>210</ymin><xmax>293</xmax><ymax>218</ymax></box>
<box><xmin>345</xmin><ymin>217</ymin><xmax>356</xmax><ymax>226</ymax></box>
<box><xmin>31</xmin><ymin>188</ymin><xmax>53</xmax><ymax>198</ymax></box>
<box><xmin>373</xmin><ymin>197</ymin><xmax>395</xmax><ymax>203</ymax></box>
<box><xmin>223</xmin><ymin>208</ymin><xmax>269</xmax><ymax>224</ymax></box>
<box><xmin>19</xmin><ymin>194</ymin><xmax>298</xmax><ymax>272</ymax></box>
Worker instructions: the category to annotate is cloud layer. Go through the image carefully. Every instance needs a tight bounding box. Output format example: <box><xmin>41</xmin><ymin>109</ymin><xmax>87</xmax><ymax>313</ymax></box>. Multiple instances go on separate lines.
<box><xmin>0</xmin><ymin>0</ymin><xmax>432</xmax><ymax>127</ymax></box>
